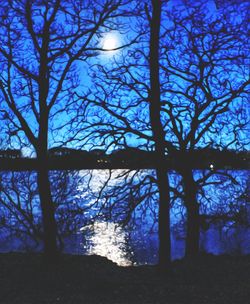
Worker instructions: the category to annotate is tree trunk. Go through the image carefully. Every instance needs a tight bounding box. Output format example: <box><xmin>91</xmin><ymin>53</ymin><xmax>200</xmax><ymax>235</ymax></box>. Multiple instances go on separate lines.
<box><xmin>182</xmin><ymin>168</ymin><xmax>200</xmax><ymax>258</ymax></box>
<box><xmin>37</xmin><ymin>160</ymin><xmax>58</xmax><ymax>260</ymax></box>
<box><xmin>149</xmin><ymin>0</ymin><xmax>171</xmax><ymax>267</ymax></box>
<box><xmin>157</xmin><ymin>168</ymin><xmax>171</xmax><ymax>267</ymax></box>
<box><xmin>36</xmin><ymin>27</ymin><xmax>58</xmax><ymax>260</ymax></box>
<box><xmin>36</xmin><ymin>110</ymin><xmax>58</xmax><ymax>260</ymax></box>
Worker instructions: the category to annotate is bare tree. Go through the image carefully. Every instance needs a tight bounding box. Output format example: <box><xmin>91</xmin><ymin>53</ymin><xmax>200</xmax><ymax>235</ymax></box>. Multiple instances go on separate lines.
<box><xmin>160</xmin><ymin>0</ymin><xmax>249</xmax><ymax>257</ymax></box>
<box><xmin>70</xmin><ymin>0</ymin><xmax>174</xmax><ymax>267</ymax></box>
<box><xmin>0</xmin><ymin>0</ymin><xmax>129</xmax><ymax>259</ymax></box>
<box><xmin>71</xmin><ymin>0</ymin><xmax>249</xmax><ymax>262</ymax></box>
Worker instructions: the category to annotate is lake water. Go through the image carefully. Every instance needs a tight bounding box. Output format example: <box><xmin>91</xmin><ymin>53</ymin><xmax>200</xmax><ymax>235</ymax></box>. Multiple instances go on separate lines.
<box><xmin>63</xmin><ymin>221</ymin><xmax>250</xmax><ymax>266</ymax></box>
<box><xmin>0</xmin><ymin>169</ymin><xmax>249</xmax><ymax>266</ymax></box>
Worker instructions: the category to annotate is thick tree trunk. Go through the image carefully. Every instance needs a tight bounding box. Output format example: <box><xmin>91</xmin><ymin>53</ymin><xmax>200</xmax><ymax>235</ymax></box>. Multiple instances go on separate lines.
<box><xmin>37</xmin><ymin>159</ymin><xmax>58</xmax><ymax>260</ymax></box>
<box><xmin>149</xmin><ymin>0</ymin><xmax>171</xmax><ymax>267</ymax></box>
<box><xmin>36</xmin><ymin>28</ymin><xmax>58</xmax><ymax>259</ymax></box>
<box><xmin>181</xmin><ymin>168</ymin><xmax>200</xmax><ymax>258</ymax></box>
<box><xmin>36</xmin><ymin>128</ymin><xmax>58</xmax><ymax>260</ymax></box>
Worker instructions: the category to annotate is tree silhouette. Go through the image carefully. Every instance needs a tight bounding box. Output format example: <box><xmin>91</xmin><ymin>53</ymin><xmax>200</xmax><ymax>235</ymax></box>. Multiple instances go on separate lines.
<box><xmin>0</xmin><ymin>0</ymin><xmax>129</xmax><ymax>259</ymax></box>
<box><xmin>72</xmin><ymin>0</ymin><xmax>249</xmax><ymax>262</ymax></box>
<box><xmin>161</xmin><ymin>0</ymin><xmax>249</xmax><ymax>257</ymax></box>
<box><xmin>72</xmin><ymin>1</ymin><xmax>173</xmax><ymax>267</ymax></box>
<box><xmin>0</xmin><ymin>0</ymin><xmax>249</xmax><ymax>266</ymax></box>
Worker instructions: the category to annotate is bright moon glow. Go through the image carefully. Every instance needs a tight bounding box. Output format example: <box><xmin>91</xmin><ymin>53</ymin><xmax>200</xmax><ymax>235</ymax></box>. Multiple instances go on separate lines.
<box><xmin>103</xmin><ymin>36</ymin><xmax>117</xmax><ymax>50</ymax></box>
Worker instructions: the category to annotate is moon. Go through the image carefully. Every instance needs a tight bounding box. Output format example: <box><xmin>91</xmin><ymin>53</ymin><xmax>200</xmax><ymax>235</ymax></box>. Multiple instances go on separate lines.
<box><xmin>103</xmin><ymin>35</ymin><xmax>118</xmax><ymax>51</ymax></box>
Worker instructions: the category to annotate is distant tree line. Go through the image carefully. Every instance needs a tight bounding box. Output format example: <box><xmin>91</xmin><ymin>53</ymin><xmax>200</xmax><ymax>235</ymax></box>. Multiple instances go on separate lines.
<box><xmin>0</xmin><ymin>147</ymin><xmax>248</xmax><ymax>169</ymax></box>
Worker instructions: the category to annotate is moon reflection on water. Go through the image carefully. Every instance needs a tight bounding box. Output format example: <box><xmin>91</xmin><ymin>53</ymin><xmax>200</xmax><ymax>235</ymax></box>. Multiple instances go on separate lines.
<box><xmin>80</xmin><ymin>221</ymin><xmax>132</xmax><ymax>266</ymax></box>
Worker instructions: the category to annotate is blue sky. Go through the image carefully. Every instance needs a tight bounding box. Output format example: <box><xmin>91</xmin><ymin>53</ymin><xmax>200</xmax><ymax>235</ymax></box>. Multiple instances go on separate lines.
<box><xmin>0</xmin><ymin>0</ymin><xmax>249</xmax><ymax>156</ymax></box>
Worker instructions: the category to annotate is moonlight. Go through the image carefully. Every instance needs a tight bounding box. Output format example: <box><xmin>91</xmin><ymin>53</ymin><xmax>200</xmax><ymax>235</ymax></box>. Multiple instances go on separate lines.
<box><xmin>103</xmin><ymin>34</ymin><xmax>118</xmax><ymax>50</ymax></box>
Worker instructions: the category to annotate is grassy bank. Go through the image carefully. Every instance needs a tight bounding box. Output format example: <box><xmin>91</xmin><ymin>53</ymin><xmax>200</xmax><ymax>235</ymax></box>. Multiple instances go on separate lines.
<box><xmin>0</xmin><ymin>253</ymin><xmax>249</xmax><ymax>303</ymax></box>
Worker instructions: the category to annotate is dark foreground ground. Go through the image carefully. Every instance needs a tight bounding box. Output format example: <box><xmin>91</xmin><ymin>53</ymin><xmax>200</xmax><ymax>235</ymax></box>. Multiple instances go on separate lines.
<box><xmin>0</xmin><ymin>253</ymin><xmax>249</xmax><ymax>304</ymax></box>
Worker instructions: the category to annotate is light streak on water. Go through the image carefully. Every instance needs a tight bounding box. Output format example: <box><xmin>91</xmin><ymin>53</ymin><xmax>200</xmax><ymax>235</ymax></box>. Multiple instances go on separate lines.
<box><xmin>80</xmin><ymin>221</ymin><xmax>132</xmax><ymax>266</ymax></box>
